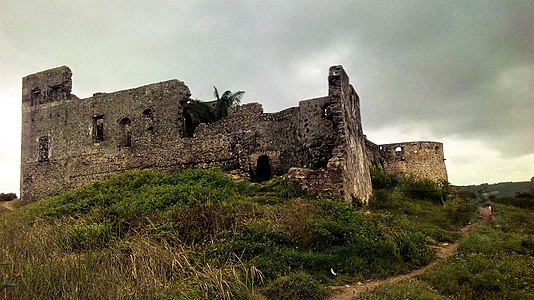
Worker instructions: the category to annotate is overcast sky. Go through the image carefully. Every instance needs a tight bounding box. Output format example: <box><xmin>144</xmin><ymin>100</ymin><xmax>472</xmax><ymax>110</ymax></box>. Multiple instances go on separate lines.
<box><xmin>1</xmin><ymin>0</ymin><xmax>533</xmax><ymax>194</ymax></box>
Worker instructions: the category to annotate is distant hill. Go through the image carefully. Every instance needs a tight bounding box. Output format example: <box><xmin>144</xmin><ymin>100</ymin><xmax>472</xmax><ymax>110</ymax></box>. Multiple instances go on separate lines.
<box><xmin>459</xmin><ymin>180</ymin><xmax>533</xmax><ymax>198</ymax></box>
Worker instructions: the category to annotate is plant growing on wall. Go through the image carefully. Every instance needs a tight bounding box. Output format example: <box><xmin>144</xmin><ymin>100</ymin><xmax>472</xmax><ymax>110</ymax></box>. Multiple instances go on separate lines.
<box><xmin>213</xmin><ymin>87</ymin><xmax>244</xmax><ymax>120</ymax></box>
<box><xmin>183</xmin><ymin>100</ymin><xmax>215</xmax><ymax>137</ymax></box>
<box><xmin>182</xmin><ymin>88</ymin><xmax>245</xmax><ymax>137</ymax></box>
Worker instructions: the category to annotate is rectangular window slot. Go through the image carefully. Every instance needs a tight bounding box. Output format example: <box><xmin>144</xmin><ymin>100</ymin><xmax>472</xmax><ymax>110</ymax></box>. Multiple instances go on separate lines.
<box><xmin>93</xmin><ymin>115</ymin><xmax>104</xmax><ymax>143</ymax></box>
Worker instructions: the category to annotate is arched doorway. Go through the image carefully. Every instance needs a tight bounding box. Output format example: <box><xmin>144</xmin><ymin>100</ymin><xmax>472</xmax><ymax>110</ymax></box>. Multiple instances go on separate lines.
<box><xmin>255</xmin><ymin>155</ymin><xmax>272</xmax><ymax>182</ymax></box>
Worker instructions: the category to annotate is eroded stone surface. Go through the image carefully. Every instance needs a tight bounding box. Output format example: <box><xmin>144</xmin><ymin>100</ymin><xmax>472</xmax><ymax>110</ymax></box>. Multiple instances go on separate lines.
<box><xmin>20</xmin><ymin>65</ymin><xmax>447</xmax><ymax>204</ymax></box>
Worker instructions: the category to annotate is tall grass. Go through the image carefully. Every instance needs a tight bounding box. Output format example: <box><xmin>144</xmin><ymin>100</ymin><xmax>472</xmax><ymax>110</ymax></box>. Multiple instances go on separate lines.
<box><xmin>363</xmin><ymin>189</ymin><xmax>534</xmax><ymax>299</ymax></box>
<box><xmin>0</xmin><ymin>168</ymin><xmax>482</xmax><ymax>299</ymax></box>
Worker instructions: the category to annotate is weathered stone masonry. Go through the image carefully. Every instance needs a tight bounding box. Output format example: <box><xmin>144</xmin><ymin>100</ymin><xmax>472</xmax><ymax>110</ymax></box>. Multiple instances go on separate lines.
<box><xmin>20</xmin><ymin>65</ymin><xmax>447</xmax><ymax>203</ymax></box>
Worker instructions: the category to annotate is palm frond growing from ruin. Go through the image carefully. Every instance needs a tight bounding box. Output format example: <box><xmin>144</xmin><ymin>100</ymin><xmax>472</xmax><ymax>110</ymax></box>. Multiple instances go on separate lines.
<box><xmin>213</xmin><ymin>87</ymin><xmax>244</xmax><ymax>120</ymax></box>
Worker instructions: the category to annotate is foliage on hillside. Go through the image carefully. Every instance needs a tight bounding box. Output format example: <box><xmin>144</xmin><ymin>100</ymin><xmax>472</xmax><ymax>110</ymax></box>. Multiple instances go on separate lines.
<box><xmin>363</xmin><ymin>171</ymin><xmax>534</xmax><ymax>300</ymax></box>
<box><xmin>459</xmin><ymin>180</ymin><xmax>532</xmax><ymax>198</ymax></box>
<box><xmin>0</xmin><ymin>168</ymin><xmax>490</xmax><ymax>299</ymax></box>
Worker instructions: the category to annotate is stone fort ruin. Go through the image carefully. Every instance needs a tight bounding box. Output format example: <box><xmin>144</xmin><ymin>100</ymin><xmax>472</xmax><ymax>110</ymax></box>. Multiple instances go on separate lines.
<box><xmin>20</xmin><ymin>65</ymin><xmax>447</xmax><ymax>203</ymax></box>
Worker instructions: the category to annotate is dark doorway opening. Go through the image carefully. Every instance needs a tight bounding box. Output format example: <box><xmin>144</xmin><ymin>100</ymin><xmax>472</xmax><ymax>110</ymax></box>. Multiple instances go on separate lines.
<box><xmin>183</xmin><ymin>113</ymin><xmax>196</xmax><ymax>137</ymax></box>
<box><xmin>255</xmin><ymin>155</ymin><xmax>272</xmax><ymax>182</ymax></box>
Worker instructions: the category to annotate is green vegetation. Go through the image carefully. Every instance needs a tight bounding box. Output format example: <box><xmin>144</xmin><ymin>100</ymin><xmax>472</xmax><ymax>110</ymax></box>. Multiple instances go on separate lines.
<box><xmin>0</xmin><ymin>193</ymin><xmax>17</xmax><ymax>201</ymax></box>
<box><xmin>459</xmin><ymin>180</ymin><xmax>533</xmax><ymax>198</ymax></box>
<box><xmin>364</xmin><ymin>171</ymin><xmax>534</xmax><ymax>300</ymax></box>
<box><xmin>213</xmin><ymin>87</ymin><xmax>244</xmax><ymax>120</ymax></box>
<box><xmin>183</xmin><ymin>87</ymin><xmax>244</xmax><ymax>137</ymax></box>
<box><xmin>2</xmin><ymin>168</ymin><xmax>531</xmax><ymax>299</ymax></box>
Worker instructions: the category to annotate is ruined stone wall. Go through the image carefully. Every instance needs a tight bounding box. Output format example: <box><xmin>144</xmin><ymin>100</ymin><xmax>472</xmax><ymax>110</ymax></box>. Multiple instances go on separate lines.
<box><xmin>21</xmin><ymin>67</ymin><xmax>192</xmax><ymax>201</ymax></box>
<box><xmin>194</xmin><ymin>102</ymin><xmax>310</xmax><ymax>179</ymax></box>
<box><xmin>21</xmin><ymin>67</ymin><xmax>330</xmax><ymax>201</ymax></box>
<box><xmin>297</xmin><ymin>97</ymin><xmax>336</xmax><ymax>168</ymax></box>
<box><xmin>20</xmin><ymin>65</ymin><xmax>447</xmax><ymax>204</ymax></box>
<box><xmin>327</xmin><ymin>66</ymin><xmax>373</xmax><ymax>203</ymax></box>
<box><xmin>364</xmin><ymin>138</ymin><xmax>383</xmax><ymax>168</ymax></box>
<box><xmin>289</xmin><ymin>67</ymin><xmax>373</xmax><ymax>204</ymax></box>
<box><xmin>378</xmin><ymin>141</ymin><xmax>448</xmax><ymax>182</ymax></box>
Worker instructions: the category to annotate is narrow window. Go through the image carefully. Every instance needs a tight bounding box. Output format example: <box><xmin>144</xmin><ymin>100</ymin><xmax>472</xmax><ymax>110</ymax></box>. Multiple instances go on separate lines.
<box><xmin>38</xmin><ymin>136</ymin><xmax>49</xmax><ymax>162</ymax></box>
<box><xmin>47</xmin><ymin>84</ymin><xmax>62</xmax><ymax>101</ymax></box>
<box><xmin>31</xmin><ymin>88</ymin><xmax>41</xmax><ymax>106</ymax></box>
<box><xmin>321</xmin><ymin>103</ymin><xmax>333</xmax><ymax>120</ymax></box>
<box><xmin>93</xmin><ymin>115</ymin><xmax>104</xmax><ymax>143</ymax></box>
<box><xmin>119</xmin><ymin>117</ymin><xmax>132</xmax><ymax>147</ymax></box>
<box><xmin>143</xmin><ymin>108</ymin><xmax>154</xmax><ymax>133</ymax></box>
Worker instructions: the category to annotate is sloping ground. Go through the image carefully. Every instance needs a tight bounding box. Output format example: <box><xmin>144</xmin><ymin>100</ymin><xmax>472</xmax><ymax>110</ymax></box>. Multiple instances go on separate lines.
<box><xmin>1</xmin><ymin>169</ymin><xmax>459</xmax><ymax>300</ymax></box>
<box><xmin>327</xmin><ymin>225</ymin><xmax>473</xmax><ymax>300</ymax></box>
<box><xmin>0</xmin><ymin>200</ymin><xmax>16</xmax><ymax>211</ymax></box>
<box><xmin>338</xmin><ymin>201</ymin><xmax>534</xmax><ymax>299</ymax></box>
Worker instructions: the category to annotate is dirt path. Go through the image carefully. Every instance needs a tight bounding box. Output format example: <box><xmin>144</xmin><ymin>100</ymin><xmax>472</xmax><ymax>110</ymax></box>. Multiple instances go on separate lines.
<box><xmin>327</xmin><ymin>225</ymin><xmax>473</xmax><ymax>300</ymax></box>
<box><xmin>0</xmin><ymin>200</ymin><xmax>16</xmax><ymax>211</ymax></box>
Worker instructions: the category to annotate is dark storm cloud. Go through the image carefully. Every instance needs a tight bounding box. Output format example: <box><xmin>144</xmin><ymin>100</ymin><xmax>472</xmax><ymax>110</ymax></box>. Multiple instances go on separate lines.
<box><xmin>0</xmin><ymin>0</ymin><xmax>532</xmax><ymax>189</ymax></box>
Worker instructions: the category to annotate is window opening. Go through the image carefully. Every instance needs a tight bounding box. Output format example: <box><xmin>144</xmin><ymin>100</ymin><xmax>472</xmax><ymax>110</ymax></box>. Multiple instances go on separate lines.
<box><xmin>143</xmin><ymin>108</ymin><xmax>154</xmax><ymax>132</ymax></box>
<box><xmin>183</xmin><ymin>115</ymin><xmax>194</xmax><ymax>137</ymax></box>
<box><xmin>255</xmin><ymin>155</ymin><xmax>272</xmax><ymax>182</ymax></box>
<box><xmin>38</xmin><ymin>136</ymin><xmax>49</xmax><ymax>162</ymax></box>
<box><xmin>47</xmin><ymin>84</ymin><xmax>62</xmax><ymax>102</ymax></box>
<box><xmin>119</xmin><ymin>117</ymin><xmax>132</xmax><ymax>147</ymax></box>
<box><xmin>321</xmin><ymin>103</ymin><xmax>333</xmax><ymax>120</ymax></box>
<box><xmin>93</xmin><ymin>115</ymin><xmax>104</xmax><ymax>143</ymax></box>
<box><xmin>143</xmin><ymin>108</ymin><xmax>153</xmax><ymax>117</ymax></box>
<box><xmin>30</xmin><ymin>88</ymin><xmax>41</xmax><ymax>106</ymax></box>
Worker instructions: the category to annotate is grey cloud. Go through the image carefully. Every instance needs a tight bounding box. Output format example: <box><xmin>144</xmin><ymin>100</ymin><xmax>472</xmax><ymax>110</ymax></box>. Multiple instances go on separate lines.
<box><xmin>1</xmin><ymin>0</ymin><xmax>532</xmax><ymax>181</ymax></box>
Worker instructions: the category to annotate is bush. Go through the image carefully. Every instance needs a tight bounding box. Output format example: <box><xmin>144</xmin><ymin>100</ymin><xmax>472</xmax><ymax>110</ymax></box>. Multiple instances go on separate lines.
<box><xmin>400</xmin><ymin>178</ymin><xmax>445</xmax><ymax>203</ymax></box>
<box><xmin>369</xmin><ymin>189</ymin><xmax>401</xmax><ymax>210</ymax></box>
<box><xmin>370</xmin><ymin>166</ymin><xmax>399</xmax><ymax>190</ymax></box>
<box><xmin>494</xmin><ymin>194</ymin><xmax>534</xmax><ymax>210</ymax></box>
<box><xmin>0</xmin><ymin>193</ymin><xmax>17</xmax><ymax>201</ymax></box>
<box><xmin>447</xmin><ymin>197</ymin><xmax>478</xmax><ymax>227</ymax></box>
<box><xmin>264</xmin><ymin>272</ymin><xmax>325</xmax><ymax>300</ymax></box>
<box><xmin>422</xmin><ymin>253</ymin><xmax>534</xmax><ymax>299</ymax></box>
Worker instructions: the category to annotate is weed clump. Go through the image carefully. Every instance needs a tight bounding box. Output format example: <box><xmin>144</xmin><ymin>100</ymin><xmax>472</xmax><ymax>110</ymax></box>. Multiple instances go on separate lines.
<box><xmin>264</xmin><ymin>272</ymin><xmax>325</xmax><ymax>300</ymax></box>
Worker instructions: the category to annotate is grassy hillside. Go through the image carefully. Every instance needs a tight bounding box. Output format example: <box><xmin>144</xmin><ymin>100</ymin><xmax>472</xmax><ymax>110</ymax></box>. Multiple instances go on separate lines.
<box><xmin>1</xmin><ymin>168</ymin><xmax>530</xmax><ymax>299</ymax></box>
<box><xmin>361</xmin><ymin>176</ymin><xmax>534</xmax><ymax>299</ymax></box>
<box><xmin>459</xmin><ymin>181</ymin><xmax>532</xmax><ymax>198</ymax></box>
